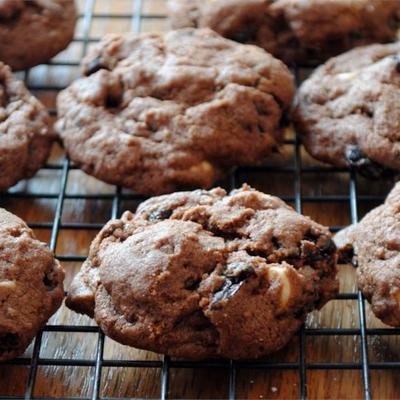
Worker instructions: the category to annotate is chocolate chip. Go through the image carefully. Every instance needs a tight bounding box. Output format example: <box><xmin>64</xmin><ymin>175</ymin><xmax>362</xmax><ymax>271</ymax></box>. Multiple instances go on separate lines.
<box><xmin>247</xmin><ymin>249</ymin><xmax>267</xmax><ymax>258</ymax></box>
<box><xmin>300</xmin><ymin>240</ymin><xmax>320</xmax><ymax>261</ymax></box>
<box><xmin>105</xmin><ymin>93</ymin><xmax>122</xmax><ymax>109</ymax></box>
<box><xmin>300</xmin><ymin>237</ymin><xmax>336</xmax><ymax>264</ymax></box>
<box><xmin>148</xmin><ymin>209</ymin><xmax>173</xmax><ymax>221</ymax></box>
<box><xmin>393</xmin><ymin>55</ymin><xmax>400</xmax><ymax>73</ymax></box>
<box><xmin>293</xmin><ymin>308</ymin><xmax>306</xmax><ymax>320</ymax></box>
<box><xmin>43</xmin><ymin>265</ymin><xmax>58</xmax><ymax>290</ymax></box>
<box><xmin>43</xmin><ymin>274</ymin><xmax>54</xmax><ymax>289</ymax></box>
<box><xmin>85</xmin><ymin>56</ymin><xmax>108</xmax><ymax>76</ymax></box>
<box><xmin>353</xmin><ymin>104</ymin><xmax>374</xmax><ymax>118</ymax></box>
<box><xmin>362</xmin><ymin>108</ymin><xmax>373</xmax><ymax>118</ymax></box>
<box><xmin>345</xmin><ymin>146</ymin><xmax>394</xmax><ymax>179</ymax></box>
<box><xmin>211</xmin><ymin>280</ymin><xmax>243</xmax><ymax>307</ymax></box>
<box><xmin>211</xmin><ymin>263</ymin><xmax>256</xmax><ymax>308</ymax></box>
<box><xmin>271</xmin><ymin>237</ymin><xmax>281</xmax><ymax>249</ymax></box>
<box><xmin>228</xmin><ymin>32</ymin><xmax>249</xmax><ymax>43</ymax></box>
<box><xmin>9</xmin><ymin>228</ymin><xmax>23</xmax><ymax>238</ymax></box>
<box><xmin>303</xmin><ymin>232</ymin><xmax>319</xmax><ymax>243</ymax></box>
<box><xmin>320</xmin><ymin>239</ymin><xmax>336</xmax><ymax>257</ymax></box>
<box><xmin>346</xmin><ymin>146</ymin><xmax>364</xmax><ymax>164</ymax></box>
<box><xmin>223</xmin><ymin>262</ymin><xmax>255</xmax><ymax>284</ymax></box>
<box><xmin>146</xmin><ymin>120</ymin><xmax>158</xmax><ymax>133</ymax></box>
<box><xmin>0</xmin><ymin>333</ymin><xmax>19</xmax><ymax>351</ymax></box>
<box><xmin>105</xmin><ymin>79</ymin><xmax>124</xmax><ymax>109</ymax></box>
<box><xmin>184</xmin><ymin>277</ymin><xmax>201</xmax><ymax>291</ymax></box>
<box><xmin>207</xmin><ymin>225</ymin><xmax>239</xmax><ymax>242</ymax></box>
<box><xmin>337</xmin><ymin>243</ymin><xmax>355</xmax><ymax>264</ymax></box>
<box><xmin>126</xmin><ymin>313</ymin><xmax>138</xmax><ymax>324</ymax></box>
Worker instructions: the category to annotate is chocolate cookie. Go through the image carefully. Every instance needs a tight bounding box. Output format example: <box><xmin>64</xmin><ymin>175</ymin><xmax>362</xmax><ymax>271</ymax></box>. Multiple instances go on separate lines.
<box><xmin>293</xmin><ymin>42</ymin><xmax>400</xmax><ymax>178</ymax></box>
<box><xmin>66</xmin><ymin>185</ymin><xmax>338</xmax><ymax>360</ymax></box>
<box><xmin>55</xmin><ymin>28</ymin><xmax>295</xmax><ymax>195</ymax></box>
<box><xmin>0</xmin><ymin>0</ymin><xmax>77</xmax><ymax>71</ymax></box>
<box><xmin>335</xmin><ymin>182</ymin><xmax>400</xmax><ymax>327</ymax></box>
<box><xmin>0</xmin><ymin>208</ymin><xmax>64</xmax><ymax>361</ymax></box>
<box><xmin>168</xmin><ymin>0</ymin><xmax>400</xmax><ymax>65</ymax></box>
<box><xmin>0</xmin><ymin>62</ymin><xmax>54</xmax><ymax>191</ymax></box>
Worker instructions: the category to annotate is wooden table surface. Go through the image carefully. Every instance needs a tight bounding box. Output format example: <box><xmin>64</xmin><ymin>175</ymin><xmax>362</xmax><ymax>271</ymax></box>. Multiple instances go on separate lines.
<box><xmin>1</xmin><ymin>1</ymin><xmax>400</xmax><ymax>399</ymax></box>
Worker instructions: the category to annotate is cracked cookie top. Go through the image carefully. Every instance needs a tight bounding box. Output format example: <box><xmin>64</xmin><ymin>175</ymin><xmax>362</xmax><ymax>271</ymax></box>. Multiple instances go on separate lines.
<box><xmin>56</xmin><ymin>28</ymin><xmax>295</xmax><ymax>195</ymax></box>
<box><xmin>168</xmin><ymin>0</ymin><xmax>400</xmax><ymax>65</ymax></box>
<box><xmin>0</xmin><ymin>62</ymin><xmax>53</xmax><ymax>191</ymax></box>
<box><xmin>0</xmin><ymin>0</ymin><xmax>77</xmax><ymax>71</ymax></box>
<box><xmin>66</xmin><ymin>185</ymin><xmax>338</xmax><ymax>360</ymax></box>
<box><xmin>293</xmin><ymin>42</ymin><xmax>400</xmax><ymax>178</ymax></box>
<box><xmin>0</xmin><ymin>208</ymin><xmax>64</xmax><ymax>361</ymax></box>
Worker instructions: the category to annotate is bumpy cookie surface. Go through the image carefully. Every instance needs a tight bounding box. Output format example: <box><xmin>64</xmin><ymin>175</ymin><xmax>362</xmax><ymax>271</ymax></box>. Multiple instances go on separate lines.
<box><xmin>168</xmin><ymin>0</ymin><xmax>400</xmax><ymax>65</ymax></box>
<box><xmin>0</xmin><ymin>208</ymin><xmax>64</xmax><ymax>361</ymax></box>
<box><xmin>67</xmin><ymin>185</ymin><xmax>338</xmax><ymax>360</ymax></box>
<box><xmin>56</xmin><ymin>28</ymin><xmax>295</xmax><ymax>195</ymax></box>
<box><xmin>0</xmin><ymin>0</ymin><xmax>77</xmax><ymax>71</ymax></box>
<box><xmin>0</xmin><ymin>62</ymin><xmax>53</xmax><ymax>191</ymax></box>
<box><xmin>335</xmin><ymin>182</ymin><xmax>400</xmax><ymax>327</ymax></box>
<box><xmin>293</xmin><ymin>42</ymin><xmax>400</xmax><ymax>178</ymax></box>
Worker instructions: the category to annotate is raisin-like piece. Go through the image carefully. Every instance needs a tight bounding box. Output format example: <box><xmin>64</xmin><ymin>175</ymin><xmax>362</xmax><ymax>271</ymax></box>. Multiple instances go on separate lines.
<box><xmin>148</xmin><ymin>209</ymin><xmax>173</xmax><ymax>221</ymax></box>
<box><xmin>184</xmin><ymin>277</ymin><xmax>201</xmax><ymax>291</ymax></box>
<box><xmin>85</xmin><ymin>56</ymin><xmax>109</xmax><ymax>76</ymax></box>
<box><xmin>212</xmin><ymin>280</ymin><xmax>242</xmax><ymax>306</ymax></box>
<box><xmin>211</xmin><ymin>263</ymin><xmax>256</xmax><ymax>307</ymax></box>
<box><xmin>223</xmin><ymin>262</ymin><xmax>255</xmax><ymax>284</ymax></box>
<box><xmin>345</xmin><ymin>146</ymin><xmax>394</xmax><ymax>179</ymax></box>
<box><xmin>320</xmin><ymin>239</ymin><xmax>336</xmax><ymax>257</ymax></box>
<box><xmin>43</xmin><ymin>265</ymin><xmax>58</xmax><ymax>290</ymax></box>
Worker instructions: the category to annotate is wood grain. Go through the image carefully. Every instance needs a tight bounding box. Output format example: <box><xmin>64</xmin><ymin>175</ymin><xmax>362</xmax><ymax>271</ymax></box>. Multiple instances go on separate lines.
<box><xmin>1</xmin><ymin>1</ymin><xmax>399</xmax><ymax>398</ymax></box>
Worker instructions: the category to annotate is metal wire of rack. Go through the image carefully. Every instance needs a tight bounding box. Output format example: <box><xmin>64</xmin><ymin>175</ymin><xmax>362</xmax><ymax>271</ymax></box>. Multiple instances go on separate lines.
<box><xmin>1</xmin><ymin>0</ymin><xmax>400</xmax><ymax>399</ymax></box>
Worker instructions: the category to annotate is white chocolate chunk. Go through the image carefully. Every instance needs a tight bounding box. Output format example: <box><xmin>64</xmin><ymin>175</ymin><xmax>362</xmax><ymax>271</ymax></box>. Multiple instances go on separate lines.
<box><xmin>268</xmin><ymin>266</ymin><xmax>291</xmax><ymax>306</ymax></box>
<box><xmin>0</xmin><ymin>280</ymin><xmax>16</xmax><ymax>290</ymax></box>
<box><xmin>336</xmin><ymin>71</ymin><xmax>357</xmax><ymax>81</ymax></box>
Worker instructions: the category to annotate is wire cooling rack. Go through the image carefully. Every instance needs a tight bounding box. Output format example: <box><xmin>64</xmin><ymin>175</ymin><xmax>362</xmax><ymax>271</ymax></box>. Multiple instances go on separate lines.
<box><xmin>1</xmin><ymin>1</ymin><xmax>400</xmax><ymax>399</ymax></box>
